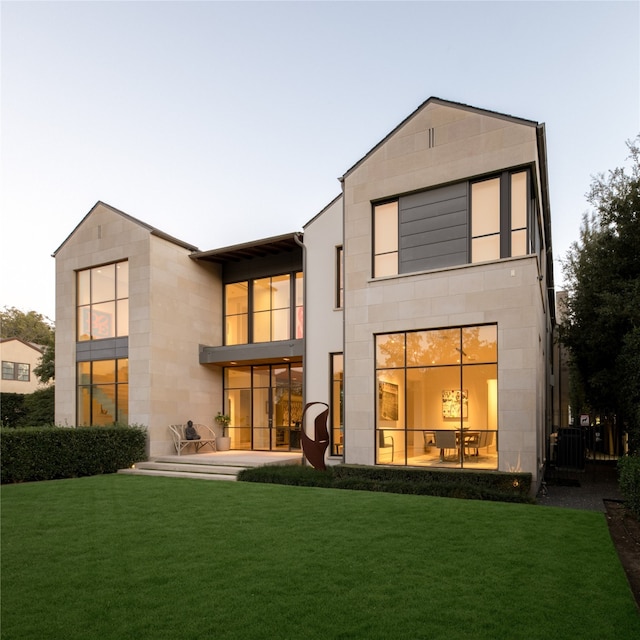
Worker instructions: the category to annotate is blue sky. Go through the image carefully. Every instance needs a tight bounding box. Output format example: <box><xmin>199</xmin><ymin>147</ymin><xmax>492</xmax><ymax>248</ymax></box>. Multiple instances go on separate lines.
<box><xmin>1</xmin><ymin>0</ymin><xmax>638</xmax><ymax>321</ymax></box>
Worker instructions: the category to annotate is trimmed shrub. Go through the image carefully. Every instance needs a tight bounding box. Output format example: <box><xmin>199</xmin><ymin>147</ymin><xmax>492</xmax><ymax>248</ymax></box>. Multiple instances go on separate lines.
<box><xmin>238</xmin><ymin>463</ymin><xmax>533</xmax><ymax>503</ymax></box>
<box><xmin>0</xmin><ymin>393</ymin><xmax>26</xmax><ymax>428</ymax></box>
<box><xmin>21</xmin><ymin>386</ymin><xmax>55</xmax><ymax>426</ymax></box>
<box><xmin>0</xmin><ymin>425</ymin><xmax>147</xmax><ymax>484</ymax></box>
<box><xmin>618</xmin><ymin>454</ymin><xmax>640</xmax><ymax>518</ymax></box>
<box><xmin>1</xmin><ymin>388</ymin><xmax>55</xmax><ymax>427</ymax></box>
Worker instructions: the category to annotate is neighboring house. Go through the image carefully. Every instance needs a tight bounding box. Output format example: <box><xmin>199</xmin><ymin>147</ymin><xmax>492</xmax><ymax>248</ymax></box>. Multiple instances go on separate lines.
<box><xmin>54</xmin><ymin>97</ymin><xmax>556</xmax><ymax>488</ymax></box>
<box><xmin>0</xmin><ymin>338</ymin><xmax>47</xmax><ymax>394</ymax></box>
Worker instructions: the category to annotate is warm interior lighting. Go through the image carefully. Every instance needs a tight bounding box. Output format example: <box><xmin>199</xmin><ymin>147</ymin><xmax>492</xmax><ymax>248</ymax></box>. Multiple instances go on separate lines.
<box><xmin>487</xmin><ymin>379</ymin><xmax>498</xmax><ymax>429</ymax></box>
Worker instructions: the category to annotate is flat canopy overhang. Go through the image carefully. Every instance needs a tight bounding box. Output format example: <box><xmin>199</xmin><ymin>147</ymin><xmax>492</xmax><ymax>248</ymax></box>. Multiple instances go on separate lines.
<box><xmin>191</xmin><ymin>233</ymin><xmax>302</xmax><ymax>264</ymax></box>
<box><xmin>199</xmin><ymin>340</ymin><xmax>304</xmax><ymax>367</ymax></box>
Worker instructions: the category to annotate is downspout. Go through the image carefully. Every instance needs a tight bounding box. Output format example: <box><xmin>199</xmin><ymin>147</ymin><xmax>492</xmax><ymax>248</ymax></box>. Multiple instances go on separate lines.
<box><xmin>294</xmin><ymin>231</ymin><xmax>307</xmax><ymax>465</ymax></box>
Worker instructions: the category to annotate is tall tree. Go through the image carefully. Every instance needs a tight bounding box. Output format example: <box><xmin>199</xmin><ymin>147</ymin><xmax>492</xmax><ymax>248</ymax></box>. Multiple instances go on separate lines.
<box><xmin>560</xmin><ymin>137</ymin><xmax>640</xmax><ymax>452</ymax></box>
<box><xmin>0</xmin><ymin>306</ymin><xmax>55</xmax><ymax>383</ymax></box>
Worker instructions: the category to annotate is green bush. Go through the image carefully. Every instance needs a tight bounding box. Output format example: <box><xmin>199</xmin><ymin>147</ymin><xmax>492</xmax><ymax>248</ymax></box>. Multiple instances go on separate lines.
<box><xmin>0</xmin><ymin>393</ymin><xmax>26</xmax><ymax>427</ymax></box>
<box><xmin>0</xmin><ymin>425</ymin><xmax>147</xmax><ymax>484</ymax></box>
<box><xmin>238</xmin><ymin>463</ymin><xmax>533</xmax><ymax>503</ymax></box>
<box><xmin>1</xmin><ymin>387</ymin><xmax>55</xmax><ymax>427</ymax></box>
<box><xmin>618</xmin><ymin>454</ymin><xmax>640</xmax><ymax>518</ymax></box>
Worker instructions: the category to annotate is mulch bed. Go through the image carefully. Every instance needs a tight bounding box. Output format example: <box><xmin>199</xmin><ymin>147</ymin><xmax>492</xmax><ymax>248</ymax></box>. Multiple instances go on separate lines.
<box><xmin>604</xmin><ymin>500</ymin><xmax>640</xmax><ymax>610</ymax></box>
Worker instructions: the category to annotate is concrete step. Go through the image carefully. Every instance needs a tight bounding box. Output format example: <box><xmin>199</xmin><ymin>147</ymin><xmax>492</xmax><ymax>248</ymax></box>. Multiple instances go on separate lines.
<box><xmin>117</xmin><ymin>451</ymin><xmax>302</xmax><ymax>482</ymax></box>
<box><xmin>118</xmin><ymin>468</ymin><xmax>237</xmax><ymax>481</ymax></box>
<box><xmin>133</xmin><ymin>461</ymin><xmax>245</xmax><ymax>475</ymax></box>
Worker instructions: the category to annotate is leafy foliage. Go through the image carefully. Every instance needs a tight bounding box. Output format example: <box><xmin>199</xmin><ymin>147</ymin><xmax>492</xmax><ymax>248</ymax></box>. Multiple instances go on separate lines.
<box><xmin>0</xmin><ymin>425</ymin><xmax>147</xmax><ymax>483</ymax></box>
<box><xmin>0</xmin><ymin>393</ymin><xmax>27</xmax><ymax>428</ymax></box>
<box><xmin>618</xmin><ymin>454</ymin><xmax>640</xmax><ymax>518</ymax></box>
<box><xmin>0</xmin><ymin>388</ymin><xmax>55</xmax><ymax>427</ymax></box>
<box><xmin>0</xmin><ymin>306</ymin><xmax>54</xmax><ymax>344</ymax></box>
<box><xmin>560</xmin><ymin>137</ymin><xmax>640</xmax><ymax>452</ymax></box>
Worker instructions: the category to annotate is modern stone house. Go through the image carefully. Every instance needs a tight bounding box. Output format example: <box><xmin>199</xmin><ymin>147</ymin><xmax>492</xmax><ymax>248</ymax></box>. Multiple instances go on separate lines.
<box><xmin>54</xmin><ymin>97</ymin><xmax>556</xmax><ymax>486</ymax></box>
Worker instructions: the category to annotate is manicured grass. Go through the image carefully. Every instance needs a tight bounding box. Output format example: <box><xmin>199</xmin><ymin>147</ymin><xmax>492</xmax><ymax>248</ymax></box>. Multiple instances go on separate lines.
<box><xmin>2</xmin><ymin>476</ymin><xmax>638</xmax><ymax>639</ymax></box>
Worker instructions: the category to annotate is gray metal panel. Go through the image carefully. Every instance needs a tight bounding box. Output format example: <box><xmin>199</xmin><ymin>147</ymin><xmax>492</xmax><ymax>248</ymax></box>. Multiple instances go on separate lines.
<box><xmin>399</xmin><ymin>183</ymin><xmax>468</xmax><ymax>273</ymax></box>
<box><xmin>199</xmin><ymin>339</ymin><xmax>304</xmax><ymax>365</ymax></box>
<box><xmin>76</xmin><ymin>337</ymin><xmax>129</xmax><ymax>362</ymax></box>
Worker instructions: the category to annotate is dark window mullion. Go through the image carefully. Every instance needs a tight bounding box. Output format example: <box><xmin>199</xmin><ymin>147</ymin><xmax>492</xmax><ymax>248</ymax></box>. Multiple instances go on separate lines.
<box><xmin>500</xmin><ymin>172</ymin><xmax>510</xmax><ymax>258</ymax></box>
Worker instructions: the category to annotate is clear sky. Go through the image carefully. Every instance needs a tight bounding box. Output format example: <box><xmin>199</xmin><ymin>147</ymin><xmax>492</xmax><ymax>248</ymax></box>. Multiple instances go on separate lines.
<box><xmin>1</xmin><ymin>0</ymin><xmax>638</xmax><ymax>321</ymax></box>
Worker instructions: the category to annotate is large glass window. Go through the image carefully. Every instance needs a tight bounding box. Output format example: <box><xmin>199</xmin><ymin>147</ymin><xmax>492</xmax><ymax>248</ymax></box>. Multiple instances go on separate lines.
<box><xmin>224</xmin><ymin>271</ymin><xmax>303</xmax><ymax>345</ymax></box>
<box><xmin>77</xmin><ymin>261</ymin><xmax>129</xmax><ymax>341</ymax></box>
<box><xmin>510</xmin><ymin>171</ymin><xmax>528</xmax><ymax>257</ymax></box>
<box><xmin>471</xmin><ymin>171</ymin><xmax>529</xmax><ymax>263</ymax></box>
<box><xmin>373</xmin><ymin>201</ymin><xmax>398</xmax><ymax>277</ymax></box>
<box><xmin>471</xmin><ymin>178</ymin><xmax>501</xmax><ymax>262</ymax></box>
<box><xmin>77</xmin><ymin>358</ymin><xmax>128</xmax><ymax>425</ymax></box>
<box><xmin>331</xmin><ymin>353</ymin><xmax>344</xmax><ymax>456</ymax></box>
<box><xmin>223</xmin><ymin>363</ymin><xmax>303</xmax><ymax>451</ymax></box>
<box><xmin>375</xmin><ymin>325</ymin><xmax>498</xmax><ymax>469</ymax></box>
<box><xmin>225</xmin><ymin>282</ymin><xmax>249</xmax><ymax>345</ymax></box>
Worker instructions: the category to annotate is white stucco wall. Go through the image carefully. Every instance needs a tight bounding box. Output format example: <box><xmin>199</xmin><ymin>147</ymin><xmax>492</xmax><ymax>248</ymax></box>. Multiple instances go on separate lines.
<box><xmin>303</xmin><ymin>197</ymin><xmax>344</xmax><ymax>421</ymax></box>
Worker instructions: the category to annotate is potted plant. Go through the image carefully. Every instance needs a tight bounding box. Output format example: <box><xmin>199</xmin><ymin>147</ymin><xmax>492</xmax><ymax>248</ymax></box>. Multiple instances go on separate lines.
<box><xmin>215</xmin><ymin>412</ymin><xmax>231</xmax><ymax>451</ymax></box>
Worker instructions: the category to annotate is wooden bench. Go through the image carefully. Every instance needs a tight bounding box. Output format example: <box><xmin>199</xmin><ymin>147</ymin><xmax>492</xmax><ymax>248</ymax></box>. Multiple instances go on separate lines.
<box><xmin>169</xmin><ymin>423</ymin><xmax>217</xmax><ymax>455</ymax></box>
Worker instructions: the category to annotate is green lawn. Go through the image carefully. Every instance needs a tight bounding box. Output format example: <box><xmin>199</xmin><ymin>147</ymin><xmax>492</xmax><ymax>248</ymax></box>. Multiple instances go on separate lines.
<box><xmin>1</xmin><ymin>475</ymin><xmax>638</xmax><ymax>639</ymax></box>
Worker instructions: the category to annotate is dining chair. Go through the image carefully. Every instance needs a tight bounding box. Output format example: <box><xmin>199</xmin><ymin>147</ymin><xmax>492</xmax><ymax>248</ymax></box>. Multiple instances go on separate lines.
<box><xmin>434</xmin><ymin>430</ymin><xmax>457</xmax><ymax>461</ymax></box>
<box><xmin>378</xmin><ymin>430</ymin><xmax>395</xmax><ymax>462</ymax></box>
<box><xmin>467</xmin><ymin>431</ymin><xmax>495</xmax><ymax>457</ymax></box>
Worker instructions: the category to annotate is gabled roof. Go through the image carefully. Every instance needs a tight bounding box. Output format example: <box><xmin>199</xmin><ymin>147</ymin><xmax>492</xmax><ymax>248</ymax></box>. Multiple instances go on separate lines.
<box><xmin>52</xmin><ymin>201</ymin><xmax>198</xmax><ymax>256</ymax></box>
<box><xmin>0</xmin><ymin>337</ymin><xmax>44</xmax><ymax>353</ymax></box>
<box><xmin>340</xmin><ymin>97</ymin><xmax>540</xmax><ymax>181</ymax></box>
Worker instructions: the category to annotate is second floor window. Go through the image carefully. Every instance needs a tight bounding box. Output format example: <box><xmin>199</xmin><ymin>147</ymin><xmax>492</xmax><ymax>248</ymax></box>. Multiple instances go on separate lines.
<box><xmin>225</xmin><ymin>272</ymin><xmax>303</xmax><ymax>345</ymax></box>
<box><xmin>471</xmin><ymin>170</ymin><xmax>529</xmax><ymax>263</ymax></box>
<box><xmin>2</xmin><ymin>361</ymin><xmax>30</xmax><ymax>381</ymax></box>
<box><xmin>371</xmin><ymin>169</ymin><xmax>532</xmax><ymax>278</ymax></box>
<box><xmin>77</xmin><ymin>261</ymin><xmax>129</xmax><ymax>341</ymax></box>
<box><xmin>373</xmin><ymin>201</ymin><xmax>398</xmax><ymax>277</ymax></box>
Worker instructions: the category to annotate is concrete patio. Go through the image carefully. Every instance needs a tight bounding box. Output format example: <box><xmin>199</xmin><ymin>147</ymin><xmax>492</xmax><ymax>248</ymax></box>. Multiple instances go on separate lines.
<box><xmin>119</xmin><ymin>450</ymin><xmax>303</xmax><ymax>481</ymax></box>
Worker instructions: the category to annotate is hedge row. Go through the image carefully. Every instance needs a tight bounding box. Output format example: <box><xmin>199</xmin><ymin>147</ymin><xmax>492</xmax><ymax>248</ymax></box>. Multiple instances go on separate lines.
<box><xmin>618</xmin><ymin>455</ymin><xmax>640</xmax><ymax>518</ymax></box>
<box><xmin>1</xmin><ymin>388</ymin><xmax>55</xmax><ymax>428</ymax></box>
<box><xmin>0</xmin><ymin>425</ymin><xmax>147</xmax><ymax>484</ymax></box>
<box><xmin>238</xmin><ymin>463</ymin><xmax>533</xmax><ymax>503</ymax></box>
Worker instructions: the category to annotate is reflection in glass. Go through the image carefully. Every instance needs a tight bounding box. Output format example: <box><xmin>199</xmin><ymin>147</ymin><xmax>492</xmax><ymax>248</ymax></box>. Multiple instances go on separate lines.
<box><xmin>76</xmin><ymin>358</ymin><xmax>128</xmax><ymax>426</ymax></box>
<box><xmin>407</xmin><ymin>329</ymin><xmax>460</xmax><ymax>366</ymax></box>
<box><xmin>375</xmin><ymin>325</ymin><xmax>498</xmax><ymax>470</ymax></box>
<box><xmin>376</xmin><ymin>333</ymin><xmax>405</xmax><ymax>368</ymax></box>
<box><xmin>462</xmin><ymin>325</ymin><xmax>497</xmax><ymax>363</ymax></box>
<box><xmin>76</xmin><ymin>261</ymin><xmax>128</xmax><ymax>340</ymax></box>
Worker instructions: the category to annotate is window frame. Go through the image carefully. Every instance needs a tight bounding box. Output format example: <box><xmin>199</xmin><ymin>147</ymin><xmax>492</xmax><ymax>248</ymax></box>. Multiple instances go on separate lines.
<box><xmin>224</xmin><ymin>270</ymin><xmax>304</xmax><ymax>346</ymax></box>
<box><xmin>374</xmin><ymin>324</ymin><xmax>498</xmax><ymax>469</ymax></box>
<box><xmin>2</xmin><ymin>361</ymin><xmax>30</xmax><ymax>381</ymax></box>
<box><xmin>372</xmin><ymin>200</ymin><xmax>399</xmax><ymax>278</ymax></box>
<box><xmin>470</xmin><ymin>169</ymin><xmax>531</xmax><ymax>263</ymax></box>
<box><xmin>76</xmin><ymin>261</ymin><xmax>129</xmax><ymax>342</ymax></box>
<box><xmin>76</xmin><ymin>358</ymin><xmax>128</xmax><ymax>426</ymax></box>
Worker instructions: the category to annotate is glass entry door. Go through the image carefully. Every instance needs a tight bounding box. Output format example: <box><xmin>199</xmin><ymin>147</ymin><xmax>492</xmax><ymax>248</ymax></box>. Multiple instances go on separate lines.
<box><xmin>224</xmin><ymin>363</ymin><xmax>302</xmax><ymax>451</ymax></box>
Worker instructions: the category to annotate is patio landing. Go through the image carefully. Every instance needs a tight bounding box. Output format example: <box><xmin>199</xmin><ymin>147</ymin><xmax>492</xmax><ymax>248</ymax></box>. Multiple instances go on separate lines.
<box><xmin>118</xmin><ymin>450</ymin><xmax>303</xmax><ymax>481</ymax></box>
